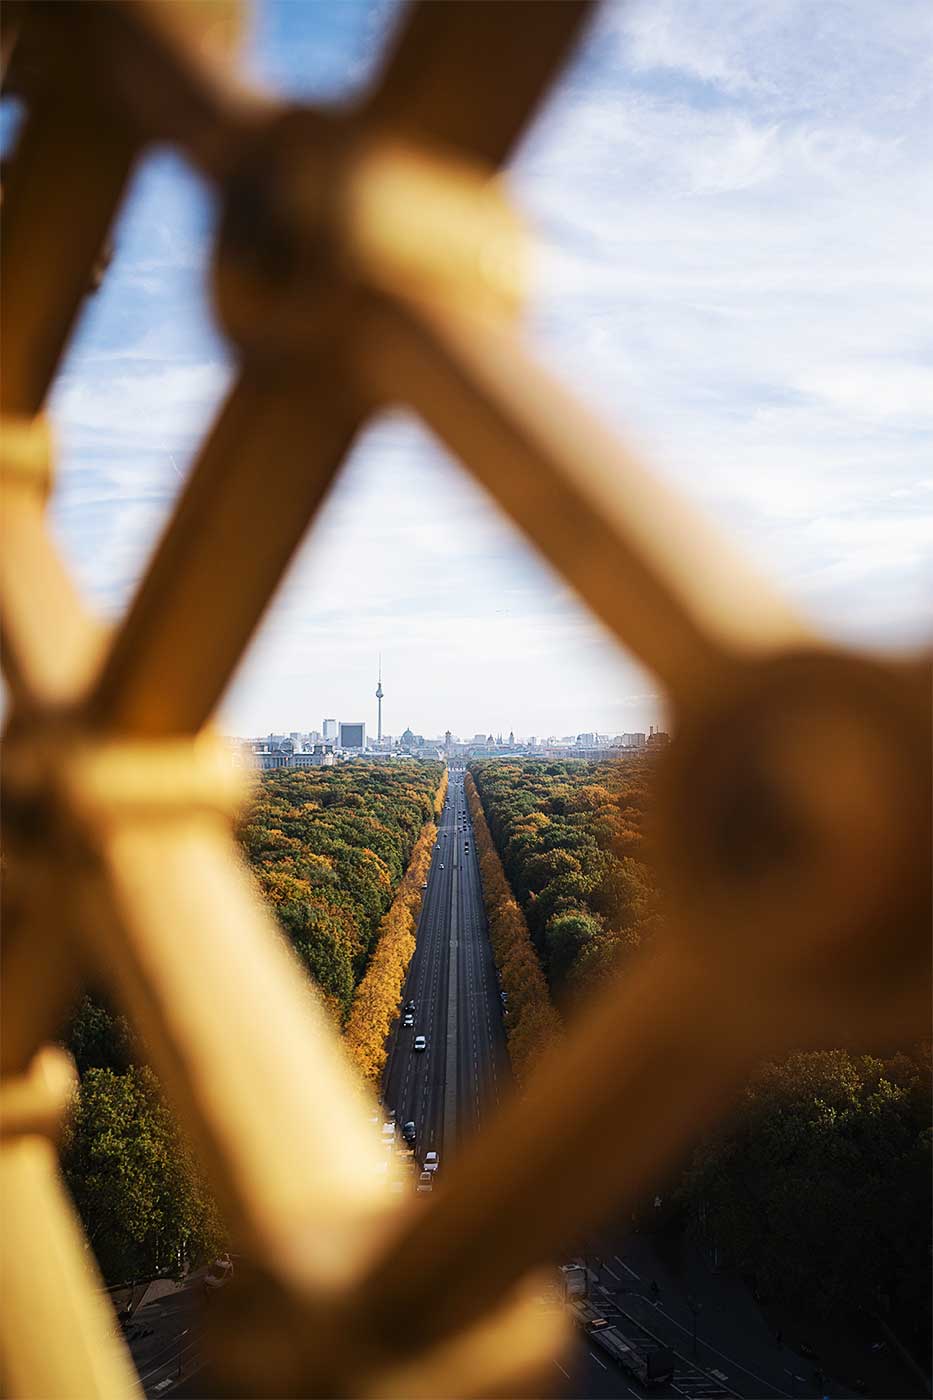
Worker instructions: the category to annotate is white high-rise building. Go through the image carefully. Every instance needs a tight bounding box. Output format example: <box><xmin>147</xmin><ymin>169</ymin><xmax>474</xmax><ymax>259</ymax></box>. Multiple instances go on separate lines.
<box><xmin>322</xmin><ymin>719</ymin><xmax>337</xmax><ymax>741</ymax></box>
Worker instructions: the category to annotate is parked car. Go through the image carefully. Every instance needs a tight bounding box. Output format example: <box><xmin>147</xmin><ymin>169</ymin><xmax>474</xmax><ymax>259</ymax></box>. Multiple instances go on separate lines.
<box><xmin>416</xmin><ymin>1172</ymin><xmax>433</xmax><ymax>1194</ymax></box>
<box><xmin>423</xmin><ymin>1151</ymin><xmax>439</xmax><ymax>1174</ymax></box>
<box><xmin>420</xmin><ymin>881</ymin><xmax>428</xmax><ymax>890</ymax></box>
<box><xmin>406</xmin><ymin>1000</ymin><xmax>416</xmax><ymax>1012</ymax></box>
<box><xmin>413</xmin><ymin>1036</ymin><xmax>427</xmax><ymax>1052</ymax></box>
<box><xmin>402</xmin><ymin>1121</ymin><xmax>416</xmax><ymax>1145</ymax></box>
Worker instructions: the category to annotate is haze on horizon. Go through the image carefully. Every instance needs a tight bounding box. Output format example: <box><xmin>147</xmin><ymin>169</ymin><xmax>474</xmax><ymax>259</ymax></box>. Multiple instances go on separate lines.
<box><xmin>38</xmin><ymin>0</ymin><xmax>932</xmax><ymax>741</ymax></box>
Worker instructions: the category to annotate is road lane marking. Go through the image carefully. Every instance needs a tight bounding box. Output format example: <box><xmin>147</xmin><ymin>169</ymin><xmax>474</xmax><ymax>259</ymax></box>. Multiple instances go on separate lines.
<box><xmin>615</xmin><ymin>1255</ymin><xmax>640</xmax><ymax>1279</ymax></box>
<box><xmin>604</xmin><ymin>1264</ymin><xmax>621</xmax><ymax>1281</ymax></box>
<box><xmin>552</xmin><ymin>1361</ymin><xmax>571</xmax><ymax>1380</ymax></box>
<box><xmin>588</xmin><ymin>1351</ymin><xmax>607</xmax><ymax>1370</ymax></box>
<box><xmin>651</xmin><ymin>1304</ymin><xmax>789</xmax><ymax>1396</ymax></box>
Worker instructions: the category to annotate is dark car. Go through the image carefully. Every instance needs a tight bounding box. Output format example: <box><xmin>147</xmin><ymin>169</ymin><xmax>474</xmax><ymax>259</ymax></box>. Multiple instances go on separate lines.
<box><xmin>402</xmin><ymin>1121</ymin><xmax>416</xmax><ymax>1145</ymax></box>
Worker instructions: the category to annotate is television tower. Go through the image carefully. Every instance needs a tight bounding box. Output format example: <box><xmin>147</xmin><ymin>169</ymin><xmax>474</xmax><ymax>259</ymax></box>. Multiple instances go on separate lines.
<box><xmin>375</xmin><ymin>655</ymin><xmax>384</xmax><ymax>742</ymax></box>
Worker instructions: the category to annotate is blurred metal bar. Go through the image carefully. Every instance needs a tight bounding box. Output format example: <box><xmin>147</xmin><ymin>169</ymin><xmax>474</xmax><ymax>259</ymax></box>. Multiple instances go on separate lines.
<box><xmin>81</xmin><ymin>0</ymin><xmax>268</xmax><ymax>182</ymax></box>
<box><xmin>367</xmin><ymin>0</ymin><xmax>596</xmax><ymax>165</ymax></box>
<box><xmin>0</xmin><ymin>859</ymin><xmax>83</xmax><ymax>1076</ymax></box>
<box><xmin>2</xmin><ymin>0</ymin><xmax>930</xmax><ymax>1396</ymax></box>
<box><xmin>0</xmin><ymin>1132</ymin><xmax>143</xmax><ymax>1399</ymax></box>
<box><xmin>0</xmin><ymin>91</ymin><xmax>137</xmax><ymax>417</ymax></box>
<box><xmin>88</xmin><ymin>371</ymin><xmax>362</xmax><ymax>736</ymax></box>
<box><xmin>359</xmin><ymin>297</ymin><xmax>812</xmax><ymax>707</ymax></box>
<box><xmin>346</xmin><ymin>942</ymin><xmax>753</xmax><ymax>1356</ymax></box>
<box><xmin>71</xmin><ymin>799</ymin><xmax>390</xmax><ymax>1283</ymax></box>
<box><xmin>0</xmin><ymin>494</ymin><xmax>106</xmax><ymax>709</ymax></box>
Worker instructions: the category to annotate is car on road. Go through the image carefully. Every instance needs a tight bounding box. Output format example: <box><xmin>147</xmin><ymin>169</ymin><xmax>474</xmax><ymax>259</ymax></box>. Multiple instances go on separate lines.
<box><xmin>403</xmin><ymin>1012</ymin><xmax>414</xmax><ymax>1027</ymax></box>
<box><xmin>413</xmin><ymin>1035</ymin><xmax>427</xmax><ymax>1052</ymax></box>
<box><xmin>423</xmin><ymin>1151</ymin><xmax>439</xmax><ymax>1174</ymax></box>
<box><xmin>440</xmin><ymin>863</ymin><xmax>444</xmax><ymax>869</ymax></box>
<box><xmin>406</xmin><ymin>999</ymin><xmax>415</xmax><ymax>1011</ymax></box>
<box><xmin>402</xmin><ymin>1121</ymin><xmax>416</xmax><ymax>1145</ymax></box>
<box><xmin>416</xmin><ymin>1172</ymin><xmax>433</xmax><ymax>1194</ymax></box>
<box><xmin>420</xmin><ymin>881</ymin><xmax>428</xmax><ymax>890</ymax></box>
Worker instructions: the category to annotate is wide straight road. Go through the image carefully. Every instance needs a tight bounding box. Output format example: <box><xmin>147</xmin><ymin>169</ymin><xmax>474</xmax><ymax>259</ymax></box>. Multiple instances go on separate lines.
<box><xmin>381</xmin><ymin>768</ymin><xmax>510</xmax><ymax>1168</ymax></box>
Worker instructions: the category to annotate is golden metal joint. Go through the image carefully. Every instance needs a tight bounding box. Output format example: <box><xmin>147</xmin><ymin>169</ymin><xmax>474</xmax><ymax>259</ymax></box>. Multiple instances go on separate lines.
<box><xmin>214</xmin><ymin>118</ymin><xmax>526</xmax><ymax>359</ymax></box>
<box><xmin>1</xmin><ymin>1</ymin><xmax>930</xmax><ymax>1396</ymax></box>
<box><xmin>0</xmin><ymin>1046</ymin><xmax>77</xmax><ymax>1141</ymax></box>
<box><xmin>0</xmin><ymin>414</ymin><xmax>54</xmax><ymax>498</ymax></box>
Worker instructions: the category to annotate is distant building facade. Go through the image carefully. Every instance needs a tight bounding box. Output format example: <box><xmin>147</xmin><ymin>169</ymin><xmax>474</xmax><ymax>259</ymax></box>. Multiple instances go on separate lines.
<box><xmin>339</xmin><ymin>721</ymin><xmax>366</xmax><ymax>750</ymax></box>
<box><xmin>252</xmin><ymin>738</ymin><xmax>336</xmax><ymax>769</ymax></box>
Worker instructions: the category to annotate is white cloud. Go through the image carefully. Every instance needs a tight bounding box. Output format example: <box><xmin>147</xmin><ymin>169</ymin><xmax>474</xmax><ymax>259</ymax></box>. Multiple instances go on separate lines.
<box><xmin>41</xmin><ymin>0</ymin><xmax>933</xmax><ymax>736</ymax></box>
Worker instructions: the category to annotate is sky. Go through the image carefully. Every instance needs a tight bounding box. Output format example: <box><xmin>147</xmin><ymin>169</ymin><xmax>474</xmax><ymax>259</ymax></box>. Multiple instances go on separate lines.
<box><xmin>25</xmin><ymin>0</ymin><xmax>933</xmax><ymax>739</ymax></box>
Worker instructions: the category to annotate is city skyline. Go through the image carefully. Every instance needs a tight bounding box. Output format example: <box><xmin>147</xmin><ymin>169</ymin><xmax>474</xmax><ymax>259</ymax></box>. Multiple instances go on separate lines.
<box><xmin>225</xmin><ymin>653</ymin><xmax>667</xmax><ymax>743</ymax></box>
<box><xmin>238</xmin><ymin>717</ymin><xmax>658</xmax><ymax>744</ymax></box>
<box><xmin>40</xmin><ymin>0</ymin><xmax>932</xmax><ymax>742</ymax></box>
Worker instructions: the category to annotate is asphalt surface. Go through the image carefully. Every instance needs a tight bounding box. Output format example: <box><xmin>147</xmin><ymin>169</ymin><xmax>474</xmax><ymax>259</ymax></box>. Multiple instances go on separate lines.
<box><xmin>381</xmin><ymin>767</ymin><xmax>511</xmax><ymax>1167</ymax></box>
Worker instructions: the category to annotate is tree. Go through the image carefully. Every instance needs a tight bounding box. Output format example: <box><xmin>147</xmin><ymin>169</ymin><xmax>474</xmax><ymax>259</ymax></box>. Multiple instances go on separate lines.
<box><xmin>544</xmin><ymin>910</ymin><xmax>601</xmax><ymax>992</ymax></box>
<box><xmin>65</xmin><ymin>995</ymin><xmax>137</xmax><ymax>1075</ymax></box>
<box><xmin>523</xmin><ymin>849</ymin><xmax>582</xmax><ymax>894</ymax></box>
<box><xmin>466</xmin><ymin>773</ymin><xmax>562</xmax><ymax>1082</ymax></box>
<box><xmin>62</xmin><ymin>1066</ymin><xmax>223</xmax><ymax>1284</ymax></box>
<box><xmin>344</xmin><ymin>822</ymin><xmax>436</xmax><ymax>1082</ymax></box>
<box><xmin>471</xmin><ymin>755</ymin><xmax>660</xmax><ymax>996</ymax></box>
<box><xmin>240</xmin><ymin>761</ymin><xmax>445</xmax><ymax>1021</ymax></box>
<box><xmin>682</xmin><ymin>1048</ymin><xmax>932</xmax><ymax>1348</ymax></box>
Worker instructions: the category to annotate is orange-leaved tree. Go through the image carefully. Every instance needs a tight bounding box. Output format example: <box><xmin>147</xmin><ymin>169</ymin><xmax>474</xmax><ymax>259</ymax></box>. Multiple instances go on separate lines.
<box><xmin>343</xmin><ymin>816</ymin><xmax>436</xmax><ymax>1083</ymax></box>
<box><xmin>466</xmin><ymin>772</ymin><xmax>561</xmax><ymax>1085</ymax></box>
<box><xmin>433</xmin><ymin>766</ymin><xmax>449</xmax><ymax>818</ymax></box>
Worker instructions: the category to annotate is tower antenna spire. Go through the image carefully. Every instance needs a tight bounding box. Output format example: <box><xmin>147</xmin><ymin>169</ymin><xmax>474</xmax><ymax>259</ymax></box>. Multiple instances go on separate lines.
<box><xmin>375</xmin><ymin>654</ymin><xmax>384</xmax><ymax>743</ymax></box>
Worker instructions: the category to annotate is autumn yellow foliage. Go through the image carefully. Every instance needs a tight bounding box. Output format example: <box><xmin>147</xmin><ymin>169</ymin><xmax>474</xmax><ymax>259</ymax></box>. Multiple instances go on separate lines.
<box><xmin>433</xmin><ymin>766</ymin><xmax>449</xmax><ymax>818</ymax></box>
<box><xmin>343</xmin><ymin>819</ymin><xmax>436</xmax><ymax>1082</ymax></box>
<box><xmin>465</xmin><ymin>773</ymin><xmax>561</xmax><ymax>1084</ymax></box>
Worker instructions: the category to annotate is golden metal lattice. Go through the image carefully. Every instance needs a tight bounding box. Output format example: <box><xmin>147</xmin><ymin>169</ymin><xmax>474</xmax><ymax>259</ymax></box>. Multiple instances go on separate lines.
<box><xmin>1</xmin><ymin>3</ymin><xmax>929</xmax><ymax>1396</ymax></box>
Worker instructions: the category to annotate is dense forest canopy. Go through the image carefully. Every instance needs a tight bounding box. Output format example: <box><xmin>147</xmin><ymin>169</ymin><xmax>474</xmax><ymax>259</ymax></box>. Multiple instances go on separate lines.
<box><xmin>239</xmin><ymin>760</ymin><xmax>444</xmax><ymax>1020</ymax></box>
<box><xmin>684</xmin><ymin>1047</ymin><xmax>931</xmax><ymax>1353</ymax></box>
<box><xmin>469</xmin><ymin>756</ymin><xmax>931</xmax><ymax>1360</ymax></box>
<box><xmin>60</xmin><ymin>760</ymin><xmax>444</xmax><ymax>1284</ymax></box>
<box><xmin>470</xmin><ymin>756</ymin><xmax>660</xmax><ymax>1005</ymax></box>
